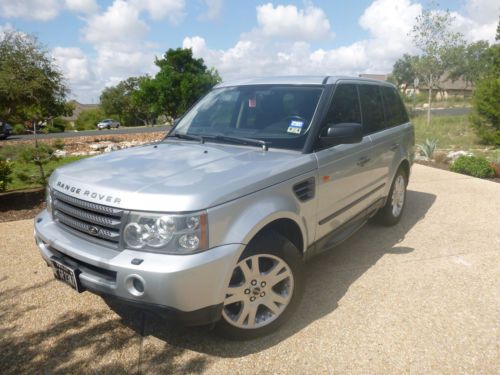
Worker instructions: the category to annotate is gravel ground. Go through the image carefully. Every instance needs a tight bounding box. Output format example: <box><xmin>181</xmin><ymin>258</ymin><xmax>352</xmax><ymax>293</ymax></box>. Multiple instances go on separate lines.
<box><xmin>0</xmin><ymin>164</ymin><xmax>498</xmax><ymax>374</ymax></box>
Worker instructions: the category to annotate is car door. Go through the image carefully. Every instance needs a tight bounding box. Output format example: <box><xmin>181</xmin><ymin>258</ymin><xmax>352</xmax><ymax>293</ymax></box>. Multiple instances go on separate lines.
<box><xmin>365</xmin><ymin>85</ymin><xmax>408</xmax><ymax>196</ymax></box>
<box><xmin>358</xmin><ymin>84</ymin><xmax>394</xmax><ymax>202</ymax></box>
<box><xmin>314</xmin><ymin>83</ymin><xmax>375</xmax><ymax>241</ymax></box>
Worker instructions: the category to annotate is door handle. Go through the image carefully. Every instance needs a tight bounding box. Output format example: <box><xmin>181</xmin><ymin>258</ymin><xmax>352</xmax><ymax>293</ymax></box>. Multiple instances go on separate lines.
<box><xmin>357</xmin><ymin>156</ymin><xmax>371</xmax><ymax>167</ymax></box>
<box><xmin>390</xmin><ymin>143</ymin><xmax>399</xmax><ymax>151</ymax></box>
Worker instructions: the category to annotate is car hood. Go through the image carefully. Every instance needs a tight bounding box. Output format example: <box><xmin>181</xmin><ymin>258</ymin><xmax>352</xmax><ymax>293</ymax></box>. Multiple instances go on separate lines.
<box><xmin>50</xmin><ymin>141</ymin><xmax>318</xmax><ymax>211</ymax></box>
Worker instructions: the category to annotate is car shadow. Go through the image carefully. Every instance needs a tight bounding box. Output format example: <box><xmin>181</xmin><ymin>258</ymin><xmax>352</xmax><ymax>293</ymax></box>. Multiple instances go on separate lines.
<box><xmin>108</xmin><ymin>189</ymin><xmax>436</xmax><ymax>358</ymax></box>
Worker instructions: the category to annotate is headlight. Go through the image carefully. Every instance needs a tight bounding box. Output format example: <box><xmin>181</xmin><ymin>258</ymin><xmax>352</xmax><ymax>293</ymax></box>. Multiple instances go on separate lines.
<box><xmin>123</xmin><ymin>211</ymin><xmax>208</xmax><ymax>254</ymax></box>
<box><xmin>46</xmin><ymin>186</ymin><xmax>52</xmax><ymax>215</ymax></box>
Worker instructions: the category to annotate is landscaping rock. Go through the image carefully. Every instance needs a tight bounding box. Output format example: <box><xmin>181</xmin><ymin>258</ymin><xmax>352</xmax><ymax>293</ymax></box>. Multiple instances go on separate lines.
<box><xmin>89</xmin><ymin>143</ymin><xmax>108</xmax><ymax>151</ymax></box>
<box><xmin>446</xmin><ymin>150</ymin><xmax>473</xmax><ymax>163</ymax></box>
<box><xmin>53</xmin><ymin>149</ymin><xmax>67</xmax><ymax>158</ymax></box>
<box><xmin>104</xmin><ymin>144</ymin><xmax>119</xmax><ymax>153</ymax></box>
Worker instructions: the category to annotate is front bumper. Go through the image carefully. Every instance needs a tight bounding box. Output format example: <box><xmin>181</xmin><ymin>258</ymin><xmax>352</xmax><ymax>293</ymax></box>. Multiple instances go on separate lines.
<box><xmin>34</xmin><ymin>210</ymin><xmax>243</xmax><ymax>325</ymax></box>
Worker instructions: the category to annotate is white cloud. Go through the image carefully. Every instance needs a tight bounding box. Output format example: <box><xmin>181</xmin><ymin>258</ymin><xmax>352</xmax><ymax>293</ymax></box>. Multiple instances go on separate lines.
<box><xmin>64</xmin><ymin>0</ymin><xmax>98</xmax><ymax>14</ymax></box>
<box><xmin>83</xmin><ymin>0</ymin><xmax>148</xmax><ymax>44</ymax></box>
<box><xmin>199</xmin><ymin>0</ymin><xmax>223</xmax><ymax>20</ymax></box>
<box><xmin>184</xmin><ymin>0</ymin><xmax>498</xmax><ymax>85</ymax></box>
<box><xmin>464</xmin><ymin>0</ymin><xmax>499</xmax><ymax>24</ymax></box>
<box><xmin>452</xmin><ymin>0</ymin><xmax>499</xmax><ymax>43</ymax></box>
<box><xmin>256</xmin><ymin>3</ymin><xmax>332</xmax><ymax>41</ymax></box>
<box><xmin>0</xmin><ymin>0</ymin><xmax>61</xmax><ymax>21</ymax></box>
<box><xmin>52</xmin><ymin>47</ymin><xmax>92</xmax><ymax>83</ymax></box>
<box><xmin>130</xmin><ymin>0</ymin><xmax>185</xmax><ymax>23</ymax></box>
<box><xmin>0</xmin><ymin>0</ymin><xmax>99</xmax><ymax>20</ymax></box>
<box><xmin>184</xmin><ymin>0</ymin><xmax>421</xmax><ymax>80</ymax></box>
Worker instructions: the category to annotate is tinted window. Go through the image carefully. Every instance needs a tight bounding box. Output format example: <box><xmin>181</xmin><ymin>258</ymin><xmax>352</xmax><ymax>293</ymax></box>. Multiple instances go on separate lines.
<box><xmin>359</xmin><ymin>85</ymin><xmax>385</xmax><ymax>134</ymax></box>
<box><xmin>174</xmin><ymin>85</ymin><xmax>323</xmax><ymax>150</ymax></box>
<box><xmin>382</xmin><ymin>86</ymin><xmax>409</xmax><ymax>127</ymax></box>
<box><xmin>326</xmin><ymin>84</ymin><xmax>361</xmax><ymax>126</ymax></box>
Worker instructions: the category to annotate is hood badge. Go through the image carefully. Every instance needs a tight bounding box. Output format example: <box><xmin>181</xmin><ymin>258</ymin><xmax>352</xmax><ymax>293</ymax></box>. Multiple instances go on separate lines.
<box><xmin>55</xmin><ymin>181</ymin><xmax>122</xmax><ymax>205</ymax></box>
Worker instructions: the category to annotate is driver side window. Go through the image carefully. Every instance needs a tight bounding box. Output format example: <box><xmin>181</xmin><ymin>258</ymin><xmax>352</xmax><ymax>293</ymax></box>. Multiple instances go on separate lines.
<box><xmin>325</xmin><ymin>84</ymin><xmax>361</xmax><ymax>127</ymax></box>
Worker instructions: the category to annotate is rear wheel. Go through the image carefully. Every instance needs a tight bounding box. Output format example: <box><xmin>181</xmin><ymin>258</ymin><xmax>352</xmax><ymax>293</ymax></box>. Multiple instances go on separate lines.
<box><xmin>215</xmin><ymin>231</ymin><xmax>304</xmax><ymax>340</ymax></box>
<box><xmin>373</xmin><ymin>167</ymin><xmax>407</xmax><ymax>226</ymax></box>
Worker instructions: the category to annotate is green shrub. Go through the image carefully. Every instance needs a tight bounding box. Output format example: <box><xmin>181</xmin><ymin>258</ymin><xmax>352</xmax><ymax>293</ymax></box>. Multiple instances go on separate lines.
<box><xmin>12</xmin><ymin>124</ymin><xmax>26</xmax><ymax>135</ymax></box>
<box><xmin>46</xmin><ymin>117</ymin><xmax>70</xmax><ymax>133</ymax></box>
<box><xmin>0</xmin><ymin>157</ymin><xmax>13</xmax><ymax>192</ymax></box>
<box><xmin>18</xmin><ymin>144</ymin><xmax>55</xmax><ymax>186</ymax></box>
<box><xmin>469</xmin><ymin>43</ymin><xmax>500</xmax><ymax>146</ymax></box>
<box><xmin>75</xmin><ymin>108</ymin><xmax>105</xmax><ymax>131</ymax></box>
<box><xmin>450</xmin><ymin>155</ymin><xmax>495</xmax><ymax>178</ymax></box>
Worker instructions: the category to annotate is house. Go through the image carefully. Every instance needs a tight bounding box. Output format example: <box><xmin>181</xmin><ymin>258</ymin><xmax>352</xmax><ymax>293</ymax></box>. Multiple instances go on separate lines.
<box><xmin>63</xmin><ymin>100</ymin><xmax>100</xmax><ymax>125</ymax></box>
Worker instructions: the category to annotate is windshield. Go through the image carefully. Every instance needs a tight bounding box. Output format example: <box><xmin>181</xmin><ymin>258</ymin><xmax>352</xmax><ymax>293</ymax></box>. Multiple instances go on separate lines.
<box><xmin>172</xmin><ymin>85</ymin><xmax>323</xmax><ymax>150</ymax></box>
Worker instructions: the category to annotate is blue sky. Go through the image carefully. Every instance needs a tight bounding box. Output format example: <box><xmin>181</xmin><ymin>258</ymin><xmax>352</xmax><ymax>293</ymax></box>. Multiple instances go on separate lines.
<box><xmin>1</xmin><ymin>0</ymin><xmax>498</xmax><ymax>103</ymax></box>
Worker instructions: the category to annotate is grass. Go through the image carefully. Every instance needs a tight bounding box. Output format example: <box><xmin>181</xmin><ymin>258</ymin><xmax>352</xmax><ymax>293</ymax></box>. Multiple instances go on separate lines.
<box><xmin>7</xmin><ymin>156</ymin><xmax>87</xmax><ymax>191</ymax></box>
<box><xmin>412</xmin><ymin>114</ymin><xmax>499</xmax><ymax>162</ymax></box>
<box><xmin>413</xmin><ymin>114</ymin><xmax>478</xmax><ymax>149</ymax></box>
<box><xmin>0</xmin><ymin>143</ymin><xmax>88</xmax><ymax>191</ymax></box>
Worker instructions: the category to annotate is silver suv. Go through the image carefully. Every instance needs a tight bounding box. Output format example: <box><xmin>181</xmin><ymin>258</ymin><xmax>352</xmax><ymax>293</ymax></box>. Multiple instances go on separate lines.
<box><xmin>35</xmin><ymin>76</ymin><xmax>414</xmax><ymax>340</ymax></box>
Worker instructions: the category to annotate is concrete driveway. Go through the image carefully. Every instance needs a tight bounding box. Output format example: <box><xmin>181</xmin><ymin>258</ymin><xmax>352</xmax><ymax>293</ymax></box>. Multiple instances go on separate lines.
<box><xmin>0</xmin><ymin>165</ymin><xmax>498</xmax><ymax>374</ymax></box>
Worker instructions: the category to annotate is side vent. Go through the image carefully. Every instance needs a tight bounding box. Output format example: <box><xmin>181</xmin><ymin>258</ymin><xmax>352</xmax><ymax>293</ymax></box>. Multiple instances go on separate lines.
<box><xmin>293</xmin><ymin>178</ymin><xmax>315</xmax><ymax>202</ymax></box>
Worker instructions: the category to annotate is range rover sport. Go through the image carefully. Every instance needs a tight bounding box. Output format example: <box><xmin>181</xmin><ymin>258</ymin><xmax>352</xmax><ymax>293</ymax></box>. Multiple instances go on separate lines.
<box><xmin>35</xmin><ymin>76</ymin><xmax>414</xmax><ymax>340</ymax></box>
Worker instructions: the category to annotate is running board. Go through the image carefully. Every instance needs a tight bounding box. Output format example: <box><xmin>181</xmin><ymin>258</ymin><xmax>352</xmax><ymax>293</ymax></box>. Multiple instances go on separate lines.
<box><xmin>305</xmin><ymin>197</ymin><xmax>385</xmax><ymax>260</ymax></box>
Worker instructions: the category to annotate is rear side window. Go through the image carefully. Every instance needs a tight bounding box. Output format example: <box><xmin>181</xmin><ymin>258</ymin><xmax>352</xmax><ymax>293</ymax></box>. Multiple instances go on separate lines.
<box><xmin>382</xmin><ymin>86</ymin><xmax>409</xmax><ymax>127</ymax></box>
<box><xmin>326</xmin><ymin>84</ymin><xmax>361</xmax><ymax>126</ymax></box>
<box><xmin>359</xmin><ymin>85</ymin><xmax>385</xmax><ymax>134</ymax></box>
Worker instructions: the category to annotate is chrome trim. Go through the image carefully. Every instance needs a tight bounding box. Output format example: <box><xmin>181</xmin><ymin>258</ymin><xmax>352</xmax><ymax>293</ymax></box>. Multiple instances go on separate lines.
<box><xmin>54</xmin><ymin>199</ymin><xmax>121</xmax><ymax>228</ymax></box>
<box><xmin>53</xmin><ymin>189</ymin><xmax>124</xmax><ymax>216</ymax></box>
<box><xmin>52</xmin><ymin>190</ymin><xmax>124</xmax><ymax>246</ymax></box>
<box><xmin>54</xmin><ymin>211</ymin><xmax>120</xmax><ymax>243</ymax></box>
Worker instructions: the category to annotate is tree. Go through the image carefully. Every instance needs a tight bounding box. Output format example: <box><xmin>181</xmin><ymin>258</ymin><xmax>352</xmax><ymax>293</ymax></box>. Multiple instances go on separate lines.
<box><xmin>131</xmin><ymin>76</ymin><xmax>162</xmax><ymax>125</ymax></box>
<box><xmin>152</xmin><ymin>48</ymin><xmax>221</xmax><ymax>119</ymax></box>
<box><xmin>0</xmin><ymin>30</ymin><xmax>69</xmax><ymax>126</ymax></box>
<box><xmin>101</xmin><ymin>76</ymin><xmax>159</xmax><ymax>126</ymax></box>
<box><xmin>409</xmin><ymin>3</ymin><xmax>465</xmax><ymax>125</ymax></box>
<box><xmin>75</xmin><ymin>108</ymin><xmax>105</xmax><ymax>130</ymax></box>
<box><xmin>392</xmin><ymin>54</ymin><xmax>421</xmax><ymax>92</ymax></box>
<box><xmin>447</xmin><ymin>41</ymin><xmax>491</xmax><ymax>90</ymax></box>
<box><xmin>470</xmin><ymin>23</ymin><xmax>500</xmax><ymax>145</ymax></box>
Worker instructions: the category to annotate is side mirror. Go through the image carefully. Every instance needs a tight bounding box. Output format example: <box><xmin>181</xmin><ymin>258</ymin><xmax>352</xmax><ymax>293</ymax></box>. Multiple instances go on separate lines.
<box><xmin>319</xmin><ymin>123</ymin><xmax>363</xmax><ymax>147</ymax></box>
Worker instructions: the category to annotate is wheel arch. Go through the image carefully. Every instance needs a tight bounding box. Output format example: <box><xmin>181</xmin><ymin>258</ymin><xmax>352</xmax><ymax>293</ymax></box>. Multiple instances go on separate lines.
<box><xmin>248</xmin><ymin>217</ymin><xmax>305</xmax><ymax>255</ymax></box>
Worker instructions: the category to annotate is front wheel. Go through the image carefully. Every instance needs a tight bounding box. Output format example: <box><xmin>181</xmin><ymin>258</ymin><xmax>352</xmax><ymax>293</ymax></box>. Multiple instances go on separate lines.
<box><xmin>214</xmin><ymin>231</ymin><xmax>304</xmax><ymax>340</ymax></box>
<box><xmin>373</xmin><ymin>167</ymin><xmax>407</xmax><ymax>226</ymax></box>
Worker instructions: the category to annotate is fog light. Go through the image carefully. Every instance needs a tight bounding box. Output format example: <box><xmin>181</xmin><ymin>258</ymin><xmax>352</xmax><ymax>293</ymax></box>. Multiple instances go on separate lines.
<box><xmin>125</xmin><ymin>275</ymin><xmax>145</xmax><ymax>297</ymax></box>
<box><xmin>133</xmin><ymin>278</ymin><xmax>144</xmax><ymax>293</ymax></box>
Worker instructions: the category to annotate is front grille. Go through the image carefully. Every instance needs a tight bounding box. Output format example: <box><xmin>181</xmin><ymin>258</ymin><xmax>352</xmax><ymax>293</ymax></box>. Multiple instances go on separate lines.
<box><xmin>52</xmin><ymin>190</ymin><xmax>124</xmax><ymax>246</ymax></box>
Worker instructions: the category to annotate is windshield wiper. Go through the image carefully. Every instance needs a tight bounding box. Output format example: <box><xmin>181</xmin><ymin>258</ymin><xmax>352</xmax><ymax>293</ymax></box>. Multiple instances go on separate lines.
<box><xmin>168</xmin><ymin>132</ymin><xmax>205</xmax><ymax>143</ymax></box>
<box><xmin>203</xmin><ymin>134</ymin><xmax>270</xmax><ymax>151</ymax></box>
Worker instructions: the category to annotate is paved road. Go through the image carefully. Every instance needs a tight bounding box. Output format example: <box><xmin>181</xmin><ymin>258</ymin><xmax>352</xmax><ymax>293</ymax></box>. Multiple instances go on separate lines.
<box><xmin>6</xmin><ymin>125</ymin><xmax>171</xmax><ymax>141</ymax></box>
<box><xmin>0</xmin><ymin>165</ymin><xmax>498</xmax><ymax>374</ymax></box>
<box><xmin>413</xmin><ymin>107</ymin><xmax>471</xmax><ymax>116</ymax></box>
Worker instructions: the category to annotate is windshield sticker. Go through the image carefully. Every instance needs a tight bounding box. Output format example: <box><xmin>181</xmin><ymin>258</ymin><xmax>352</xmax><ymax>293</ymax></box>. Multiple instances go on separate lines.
<box><xmin>287</xmin><ymin>120</ymin><xmax>304</xmax><ymax>134</ymax></box>
<box><xmin>248</xmin><ymin>96</ymin><xmax>256</xmax><ymax>108</ymax></box>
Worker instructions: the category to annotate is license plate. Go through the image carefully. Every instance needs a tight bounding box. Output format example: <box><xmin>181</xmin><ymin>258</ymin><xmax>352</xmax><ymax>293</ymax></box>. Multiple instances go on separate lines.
<box><xmin>51</xmin><ymin>257</ymin><xmax>83</xmax><ymax>293</ymax></box>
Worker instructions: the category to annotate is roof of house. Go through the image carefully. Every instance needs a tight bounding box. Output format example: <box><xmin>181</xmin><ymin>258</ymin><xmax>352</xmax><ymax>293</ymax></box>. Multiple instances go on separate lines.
<box><xmin>63</xmin><ymin>100</ymin><xmax>100</xmax><ymax>121</ymax></box>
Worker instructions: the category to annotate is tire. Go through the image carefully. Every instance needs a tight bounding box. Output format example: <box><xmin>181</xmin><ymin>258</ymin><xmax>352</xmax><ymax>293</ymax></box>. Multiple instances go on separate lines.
<box><xmin>373</xmin><ymin>167</ymin><xmax>408</xmax><ymax>226</ymax></box>
<box><xmin>107</xmin><ymin>125</ymin><xmax>111</xmax><ymax>130</ymax></box>
<box><xmin>214</xmin><ymin>231</ymin><xmax>304</xmax><ymax>340</ymax></box>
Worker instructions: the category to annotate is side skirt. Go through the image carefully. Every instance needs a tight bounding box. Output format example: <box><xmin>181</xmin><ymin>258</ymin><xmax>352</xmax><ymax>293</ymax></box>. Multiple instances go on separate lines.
<box><xmin>305</xmin><ymin>197</ymin><xmax>385</xmax><ymax>261</ymax></box>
